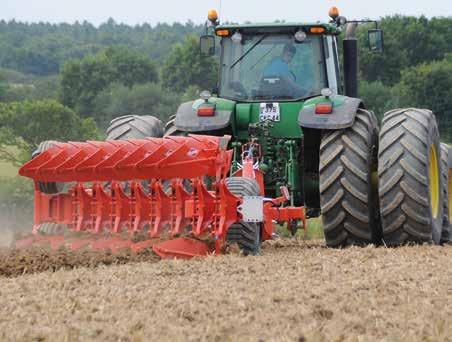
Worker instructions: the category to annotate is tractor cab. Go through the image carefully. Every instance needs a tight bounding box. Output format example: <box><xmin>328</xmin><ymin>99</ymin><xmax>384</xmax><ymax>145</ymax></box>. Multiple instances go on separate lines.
<box><xmin>217</xmin><ymin>26</ymin><xmax>338</xmax><ymax>102</ymax></box>
<box><xmin>200</xmin><ymin>8</ymin><xmax>383</xmax><ymax>101</ymax></box>
<box><xmin>205</xmin><ymin>24</ymin><xmax>340</xmax><ymax>102</ymax></box>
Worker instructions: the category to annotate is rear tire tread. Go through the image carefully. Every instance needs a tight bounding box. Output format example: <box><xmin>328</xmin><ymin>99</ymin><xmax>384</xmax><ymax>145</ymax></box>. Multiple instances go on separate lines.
<box><xmin>319</xmin><ymin>109</ymin><xmax>381</xmax><ymax>247</ymax></box>
<box><xmin>378</xmin><ymin>108</ymin><xmax>442</xmax><ymax>245</ymax></box>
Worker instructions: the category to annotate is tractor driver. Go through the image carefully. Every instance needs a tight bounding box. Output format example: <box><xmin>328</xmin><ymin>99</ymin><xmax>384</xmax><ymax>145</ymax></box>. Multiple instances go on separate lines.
<box><xmin>262</xmin><ymin>44</ymin><xmax>306</xmax><ymax>97</ymax></box>
<box><xmin>263</xmin><ymin>43</ymin><xmax>297</xmax><ymax>80</ymax></box>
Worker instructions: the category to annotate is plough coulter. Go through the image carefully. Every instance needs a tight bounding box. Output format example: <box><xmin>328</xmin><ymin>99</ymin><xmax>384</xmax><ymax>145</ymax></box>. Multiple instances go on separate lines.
<box><xmin>17</xmin><ymin>135</ymin><xmax>305</xmax><ymax>258</ymax></box>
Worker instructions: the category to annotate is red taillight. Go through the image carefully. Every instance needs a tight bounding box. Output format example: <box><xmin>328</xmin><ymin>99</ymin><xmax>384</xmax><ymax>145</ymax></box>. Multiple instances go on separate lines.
<box><xmin>315</xmin><ymin>103</ymin><xmax>333</xmax><ymax>114</ymax></box>
<box><xmin>197</xmin><ymin>106</ymin><xmax>215</xmax><ymax>116</ymax></box>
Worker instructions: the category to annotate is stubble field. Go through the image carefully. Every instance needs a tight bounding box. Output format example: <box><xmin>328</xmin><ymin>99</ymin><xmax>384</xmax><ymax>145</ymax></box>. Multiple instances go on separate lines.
<box><xmin>1</xmin><ymin>238</ymin><xmax>451</xmax><ymax>341</ymax></box>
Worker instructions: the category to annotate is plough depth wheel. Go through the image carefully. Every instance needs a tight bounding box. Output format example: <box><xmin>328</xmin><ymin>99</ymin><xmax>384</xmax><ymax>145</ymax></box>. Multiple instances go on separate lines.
<box><xmin>225</xmin><ymin>177</ymin><xmax>262</xmax><ymax>255</ymax></box>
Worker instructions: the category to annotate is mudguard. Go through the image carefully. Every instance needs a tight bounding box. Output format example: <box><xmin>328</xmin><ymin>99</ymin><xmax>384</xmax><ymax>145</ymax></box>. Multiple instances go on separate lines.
<box><xmin>298</xmin><ymin>95</ymin><xmax>363</xmax><ymax>130</ymax></box>
<box><xmin>174</xmin><ymin>98</ymin><xmax>235</xmax><ymax>132</ymax></box>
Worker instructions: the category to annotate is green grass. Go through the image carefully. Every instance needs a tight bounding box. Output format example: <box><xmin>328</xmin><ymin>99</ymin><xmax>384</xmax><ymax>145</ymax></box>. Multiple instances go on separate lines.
<box><xmin>276</xmin><ymin>217</ymin><xmax>324</xmax><ymax>240</ymax></box>
<box><xmin>303</xmin><ymin>217</ymin><xmax>324</xmax><ymax>239</ymax></box>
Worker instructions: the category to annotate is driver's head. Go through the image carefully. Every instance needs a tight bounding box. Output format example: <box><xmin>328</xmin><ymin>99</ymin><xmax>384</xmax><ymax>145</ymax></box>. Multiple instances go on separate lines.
<box><xmin>282</xmin><ymin>44</ymin><xmax>296</xmax><ymax>63</ymax></box>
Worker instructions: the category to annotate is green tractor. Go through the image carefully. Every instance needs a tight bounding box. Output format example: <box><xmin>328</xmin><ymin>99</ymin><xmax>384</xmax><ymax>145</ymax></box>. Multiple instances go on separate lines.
<box><xmin>105</xmin><ymin>7</ymin><xmax>451</xmax><ymax>250</ymax></box>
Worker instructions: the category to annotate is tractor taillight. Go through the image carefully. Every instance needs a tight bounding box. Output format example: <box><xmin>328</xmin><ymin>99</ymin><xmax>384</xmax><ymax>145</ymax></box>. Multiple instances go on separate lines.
<box><xmin>197</xmin><ymin>106</ymin><xmax>215</xmax><ymax>116</ymax></box>
<box><xmin>315</xmin><ymin>103</ymin><xmax>333</xmax><ymax>114</ymax></box>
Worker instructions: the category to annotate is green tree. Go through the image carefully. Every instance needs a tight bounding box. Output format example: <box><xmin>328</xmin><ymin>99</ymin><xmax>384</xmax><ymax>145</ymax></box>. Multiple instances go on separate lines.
<box><xmin>105</xmin><ymin>46</ymin><xmax>158</xmax><ymax>88</ymax></box>
<box><xmin>359</xmin><ymin>80</ymin><xmax>398</xmax><ymax>121</ymax></box>
<box><xmin>161</xmin><ymin>36</ymin><xmax>218</xmax><ymax>92</ymax></box>
<box><xmin>60</xmin><ymin>53</ymin><xmax>115</xmax><ymax>114</ymax></box>
<box><xmin>358</xmin><ymin>16</ymin><xmax>452</xmax><ymax>85</ymax></box>
<box><xmin>60</xmin><ymin>47</ymin><xmax>158</xmax><ymax>117</ymax></box>
<box><xmin>0</xmin><ymin>72</ymin><xmax>7</xmax><ymax>100</ymax></box>
<box><xmin>0</xmin><ymin>100</ymin><xmax>98</xmax><ymax>165</ymax></box>
<box><xmin>394</xmin><ymin>58</ymin><xmax>452</xmax><ymax>141</ymax></box>
<box><xmin>0</xmin><ymin>20</ymin><xmax>202</xmax><ymax>76</ymax></box>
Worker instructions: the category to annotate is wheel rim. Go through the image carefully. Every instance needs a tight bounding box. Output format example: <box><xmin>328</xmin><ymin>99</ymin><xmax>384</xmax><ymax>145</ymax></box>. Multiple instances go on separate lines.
<box><xmin>429</xmin><ymin>144</ymin><xmax>439</xmax><ymax>219</ymax></box>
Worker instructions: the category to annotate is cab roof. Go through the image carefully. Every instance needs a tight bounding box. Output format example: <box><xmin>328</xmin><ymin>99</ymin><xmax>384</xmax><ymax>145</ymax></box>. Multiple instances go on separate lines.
<box><xmin>215</xmin><ymin>22</ymin><xmax>340</xmax><ymax>35</ymax></box>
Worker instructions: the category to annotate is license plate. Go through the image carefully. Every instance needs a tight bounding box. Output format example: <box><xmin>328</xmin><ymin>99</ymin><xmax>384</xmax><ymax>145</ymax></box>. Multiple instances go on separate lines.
<box><xmin>259</xmin><ymin>103</ymin><xmax>280</xmax><ymax>122</ymax></box>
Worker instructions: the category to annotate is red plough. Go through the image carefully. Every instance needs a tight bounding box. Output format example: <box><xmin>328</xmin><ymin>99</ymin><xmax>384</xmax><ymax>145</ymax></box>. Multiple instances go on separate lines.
<box><xmin>17</xmin><ymin>135</ymin><xmax>305</xmax><ymax>258</ymax></box>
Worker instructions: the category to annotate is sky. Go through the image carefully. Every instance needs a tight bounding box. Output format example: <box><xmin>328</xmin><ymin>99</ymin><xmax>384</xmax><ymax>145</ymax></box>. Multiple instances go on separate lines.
<box><xmin>2</xmin><ymin>0</ymin><xmax>451</xmax><ymax>26</ymax></box>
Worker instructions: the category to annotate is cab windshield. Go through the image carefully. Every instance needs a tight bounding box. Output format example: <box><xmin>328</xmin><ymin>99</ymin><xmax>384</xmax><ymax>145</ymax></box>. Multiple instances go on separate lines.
<box><xmin>219</xmin><ymin>33</ymin><xmax>328</xmax><ymax>101</ymax></box>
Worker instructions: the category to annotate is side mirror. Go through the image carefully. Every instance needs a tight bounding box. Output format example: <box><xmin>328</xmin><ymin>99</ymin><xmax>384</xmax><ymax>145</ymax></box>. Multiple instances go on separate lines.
<box><xmin>368</xmin><ymin>29</ymin><xmax>384</xmax><ymax>53</ymax></box>
<box><xmin>200</xmin><ymin>35</ymin><xmax>215</xmax><ymax>56</ymax></box>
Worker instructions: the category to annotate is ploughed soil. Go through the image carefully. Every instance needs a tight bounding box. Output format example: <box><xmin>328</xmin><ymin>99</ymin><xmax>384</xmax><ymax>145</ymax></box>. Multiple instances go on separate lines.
<box><xmin>0</xmin><ymin>239</ymin><xmax>451</xmax><ymax>341</ymax></box>
<box><xmin>0</xmin><ymin>246</ymin><xmax>160</xmax><ymax>278</ymax></box>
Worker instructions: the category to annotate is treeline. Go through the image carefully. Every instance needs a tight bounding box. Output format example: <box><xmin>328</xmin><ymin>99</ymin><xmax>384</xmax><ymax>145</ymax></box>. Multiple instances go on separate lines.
<box><xmin>0</xmin><ymin>19</ymin><xmax>203</xmax><ymax>75</ymax></box>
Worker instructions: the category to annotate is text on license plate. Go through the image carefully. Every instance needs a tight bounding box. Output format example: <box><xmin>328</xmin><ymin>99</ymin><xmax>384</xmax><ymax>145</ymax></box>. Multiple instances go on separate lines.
<box><xmin>259</xmin><ymin>103</ymin><xmax>280</xmax><ymax>122</ymax></box>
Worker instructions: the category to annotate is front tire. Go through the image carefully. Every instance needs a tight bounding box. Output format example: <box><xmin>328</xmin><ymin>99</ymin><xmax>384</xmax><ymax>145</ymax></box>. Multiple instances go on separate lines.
<box><xmin>319</xmin><ymin>109</ymin><xmax>381</xmax><ymax>247</ymax></box>
<box><xmin>378</xmin><ymin>108</ymin><xmax>442</xmax><ymax>245</ymax></box>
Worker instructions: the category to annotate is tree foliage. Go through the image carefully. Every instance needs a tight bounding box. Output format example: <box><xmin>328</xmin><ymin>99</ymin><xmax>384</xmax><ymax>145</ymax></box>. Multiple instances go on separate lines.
<box><xmin>0</xmin><ymin>100</ymin><xmax>98</xmax><ymax>165</ymax></box>
<box><xmin>359</xmin><ymin>80</ymin><xmax>397</xmax><ymax>121</ymax></box>
<box><xmin>358</xmin><ymin>16</ymin><xmax>452</xmax><ymax>85</ymax></box>
<box><xmin>396</xmin><ymin>58</ymin><xmax>452</xmax><ymax>140</ymax></box>
<box><xmin>60</xmin><ymin>46</ymin><xmax>158</xmax><ymax>116</ymax></box>
<box><xmin>60</xmin><ymin>53</ymin><xmax>115</xmax><ymax>113</ymax></box>
<box><xmin>0</xmin><ymin>19</ymin><xmax>202</xmax><ymax>76</ymax></box>
<box><xmin>104</xmin><ymin>46</ymin><xmax>159</xmax><ymax>87</ymax></box>
<box><xmin>161</xmin><ymin>36</ymin><xmax>218</xmax><ymax>92</ymax></box>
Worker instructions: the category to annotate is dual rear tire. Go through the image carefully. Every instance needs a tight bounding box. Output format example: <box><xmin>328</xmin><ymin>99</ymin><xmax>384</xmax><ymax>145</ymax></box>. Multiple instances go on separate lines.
<box><xmin>378</xmin><ymin>108</ymin><xmax>443</xmax><ymax>245</ymax></box>
<box><xmin>319</xmin><ymin>109</ymin><xmax>381</xmax><ymax>247</ymax></box>
<box><xmin>320</xmin><ymin>108</ymin><xmax>447</xmax><ymax>247</ymax></box>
